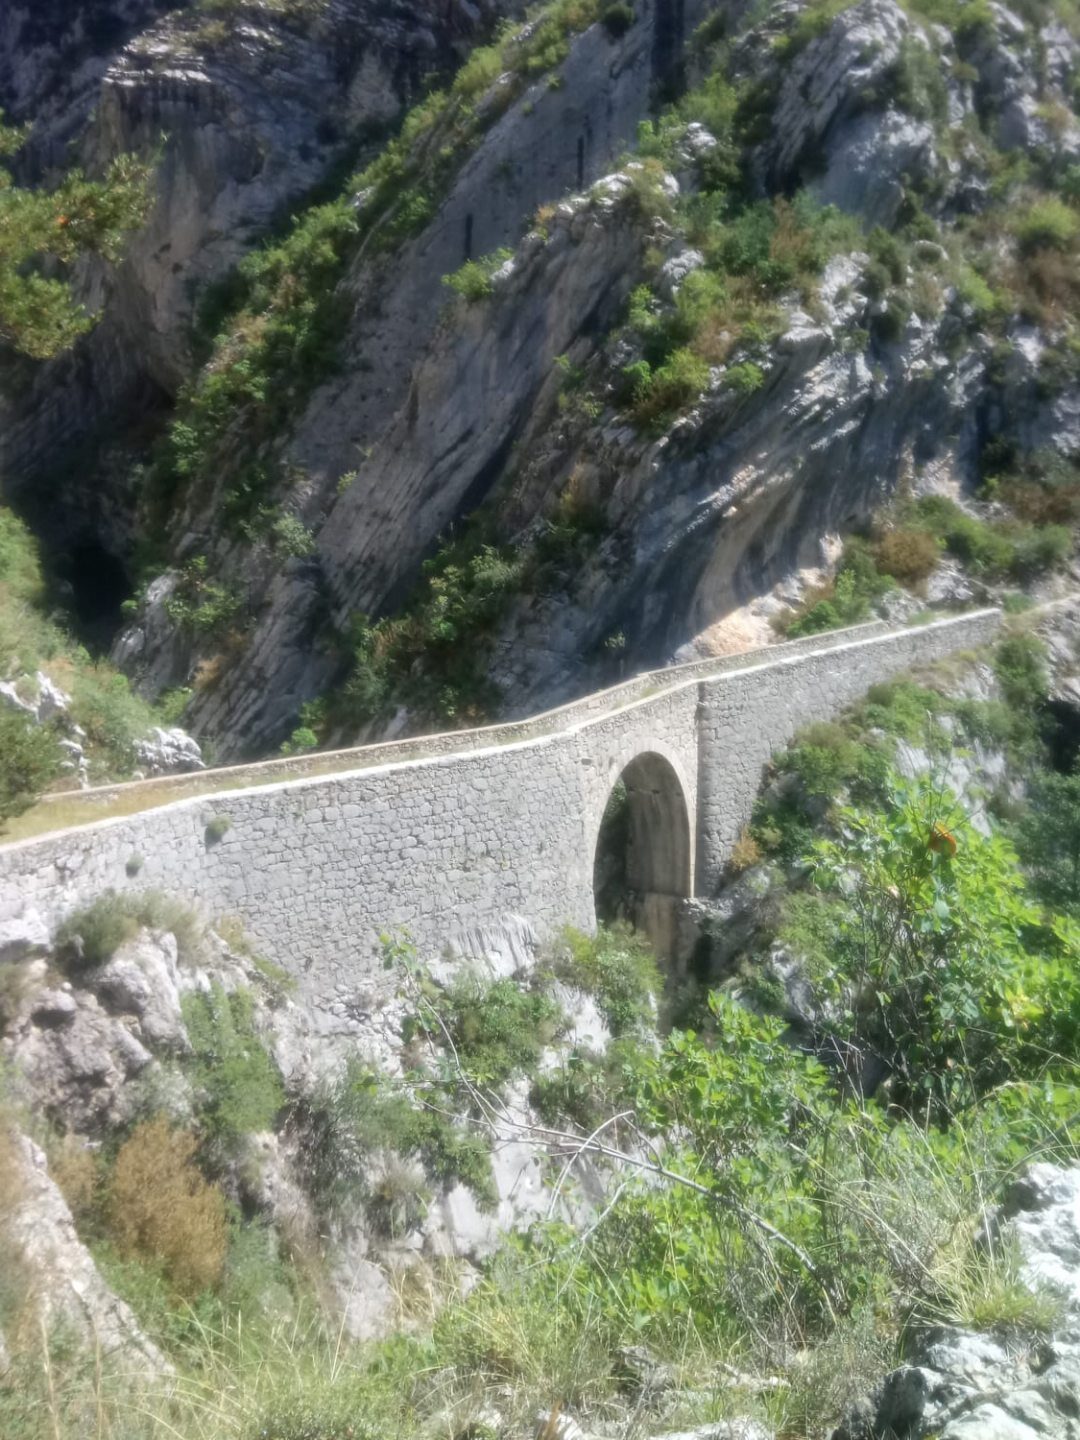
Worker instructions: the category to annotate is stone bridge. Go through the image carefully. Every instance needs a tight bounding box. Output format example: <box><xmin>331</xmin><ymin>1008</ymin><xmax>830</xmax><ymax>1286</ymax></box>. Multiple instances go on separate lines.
<box><xmin>0</xmin><ymin>609</ymin><xmax>1001</xmax><ymax>1005</ymax></box>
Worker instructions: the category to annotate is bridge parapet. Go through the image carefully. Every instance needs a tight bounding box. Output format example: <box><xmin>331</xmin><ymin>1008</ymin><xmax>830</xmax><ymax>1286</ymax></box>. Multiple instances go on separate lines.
<box><xmin>0</xmin><ymin>609</ymin><xmax>1001</xmax><ymax>1003</ymax></box>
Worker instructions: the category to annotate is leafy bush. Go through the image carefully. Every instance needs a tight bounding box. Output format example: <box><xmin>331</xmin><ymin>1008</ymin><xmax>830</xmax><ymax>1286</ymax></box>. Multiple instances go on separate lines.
<box><xmin>781</xmin><ymin>721</ymin><xmax>890</xmax><ymax>800</ymax></box>
<box><xmin>108</xmin><ymin>1117</ymin><xmax>227</xmax><ymax>1297</ymax></box>
<box><xmin>1013</xmin><ymin>198</ymin><xmax>1080</xmax><ymax>257</ymax></box>
<box><xmin>1016</xmin><ymin>768</ymin><xmax>1080</xmax><ymax>917</ymax></box>
<box><xmin>54</xmin><ymin>890</ymin><xmax>202</xmax><ymax>974</ymax></box>
<box><xmin>0</xmin><ymin>707</ymin><xmax>59</xmax><ymax>821</ymax></box>
<box><xmin>271</xmin><ymin>513</ymin><xmax>316</xmax><ymax>558</ymax></box>
<box><xmin>544</xmin><ymin>925</ymin><xmax>661</xmax><ymax>1035</ymax></box>
<box><xmin>443</xmin><ymin>248</ymin><xmax>513</xmax><ymax>302</ymax></box>
<box><xmin>204</xmin><ymin>812</ymin><xmax>232</xmax><ymax>845</ymax></box>
<box><xmin>420</xmin><ymin>974</ymin><xmax>566</xmax><ymax>1087</ymax></box>
<box><xmin>786</xmin><ymin>541</ymin><xmax>894</xmax><ymax>637</ymax></box>
<box><xmin>1009</xmin><ymin>523</ymin><xmax>1071</xmax><ymax>578</ymax></box>
<box><xmin>726</xmin><ymin>360</ymin><xmax>765</xmax><ymax>393</ymax></box>
<box><xmin>810</xmin><ymin>773</ymin><xmax>1078</xmax><ymax>1113</ymax></box>
<box><xmin>601</xmin><ymin>1</ymin><xmax>635</xmax><ymax>36</ymax></box>
<box><xmin>912</xmin><ymin>496</ymin><xmax>1012</xmax><ymax>576</ymax></box>
<box><xmin>163</xmin><ymin>555</ymin><xmax>244</xmax><ymax>638</ymax></box>
<box><xmin>303</xmin><ymin>1058</ymin><xmax>496</xmax><ymax>1215</ymax></box>
<box><xmin>335</xmin><ymin>539</ymin><xmax>526</xmax><ymax>732</ymax></box>
<box><xmin>631</xmin><ymin>346</ymin><xmax>710</xmax><ymax>427</ymax></box>
<box><xmin>181</xmin><ymin>983</ymin><xmax>284</xmax><ymax>1151</ymax></box>
<box><xmin>994</xmin><ymin>631</ymin><xmax>1048</xmax><ymax>712</ymax></box>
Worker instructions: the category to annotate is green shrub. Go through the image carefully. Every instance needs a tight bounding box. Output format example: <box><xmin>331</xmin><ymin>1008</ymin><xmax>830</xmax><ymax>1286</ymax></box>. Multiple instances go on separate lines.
<box><xmin>545</xmin><ymin>925</ymin><xmax>661</xmax><ymax>1035</ymax></box>
<box><xmin>857</xmin><ymin>678</ymin><xmax>947</xmax><ymax>742</ymax></box>
<box><xmin>180</xmin><ymin>983</ymin><xmax>285</xmax><ymax>1150</ymax></box>
<box><xmin>631</xmin><ymin>346</ymin><xmax>710</xmax><ymax>428</ymax></box>
<box><xmin>912</xmin><ymin>496</ymin><xmax>1013</xmax><ymax>576</ymax></box>
<box><xmin>786</xmin><ymin>540</ymin><xmax>894</xmax><ymax>638</ymax></box>
<box><xmin>163</xmin><ymin>556</ymin><xmax>244</xmax><ymax>638</ymax></box>
<box><xmin>726</xmin><ymin>360</ymin><xmax>765</xmax><ymax>394</ymax></box>
<box><xmin>280</xmin><ymin>725</ymin><xmax>319</xmax><ymax>755</ymax></box>
<box><xmin>0</xmin><ymin>707</ymin><xmax>60</xmax><ymax>821</ymax></box>
<box><xmin>601</xmin><ymin>1</ymin><xmax>635</xmax><ymax>36</ymax></box>
<box><xmin>887</xmin><ymin>36</ymin><xmax>948</xmax><ymax>122</ymax></box>
<box><xmin>1016</xmin><ymin>768</ymin><xmax>1080</xmax><ymax>916</ymax></box>
<box><xmin>271</xmin><ymin>513</ymin><xmax>316</xmax><ymax>558</ymax></box>
<box><xmin>994</xmin><ymin>631</ymin><xmax>1048</xmax><ymax>712</ymax></box>
<box><xmin>1013</xmin><ymin>198</ymin><xmax>1080</xmax><ymax>256</ymax></box>
<box><xmin>56</xmin><ymin>892</ymin><xmax>139</xmax><ymax>969</ymax></box>
<box><xmin>334</xmin><ymin>539</ymin><xmax>527</xmax><ymax>732</ymax></box>
<box><xmin>810</xmin><ymin>772</ymin><xmax>1080</xmax><ymax>1114</ymax></box>
<box><xmin>420</xmin><ymin>974</ymin><xmax>566</xmax><ymax>1087</ymax></box>
<box><xmin>53</xmin><ymin>890</ymin><xmax>201</xmax><ymax>973</ymax></box>
<box><xmin>303</xmin><ymin>1058</ymin><xmax>495</xmax><ymax>1214</ymax></box>
<box><xmin>1008</xmin><ymin>523</ymin><xmax>1071</xmax><ymax>578</ymax></box>
<box><xmin>443</xmin><ymin>248</ymin><xmax>513</xmax><ymax>302</ymax></box>
<box><xmin>204</xmin><ymin>813</ymin><xmax>232</xmax><ymax>845</ymax></box>
<box><xmin>782</xmin><ymin>722</ymin><xmax>890</xmax><ymax>800</ymax></box>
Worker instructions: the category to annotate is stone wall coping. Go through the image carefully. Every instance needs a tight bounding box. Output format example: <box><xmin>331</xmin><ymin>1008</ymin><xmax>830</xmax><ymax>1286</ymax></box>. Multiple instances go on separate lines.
<box><xmin>1</xmin><ymin>608</ymin><xmax>1000</xmax><ymax>853</ymax></box>
<box><xmin>42</xmin><ymin>618</ymin><xmax>896</xmax><ymax>808</ymax></box>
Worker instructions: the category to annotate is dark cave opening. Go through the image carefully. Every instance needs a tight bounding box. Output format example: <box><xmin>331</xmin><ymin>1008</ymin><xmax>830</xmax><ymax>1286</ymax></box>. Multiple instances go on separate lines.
<box><xmin>1042</xmin><ymin>698</ymin><xmax>1080</xmax><ymax>775</ymax></box>
<box><xmin>58</xmin><ymin>542</ymin><xmax>132</xmax><ymax>653</ymax></box>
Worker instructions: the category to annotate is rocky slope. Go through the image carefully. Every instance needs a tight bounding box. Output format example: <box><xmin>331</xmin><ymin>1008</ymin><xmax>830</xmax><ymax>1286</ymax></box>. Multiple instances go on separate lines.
<box><xmin>837</xmin><ymin>1164</ymin><xmax>1080</xmax><ymax>1440</ymax></box>
<box><xmin>90</xmin><ymin>0</ymin><xmax>1080</xmax><ymax>755</ymax></box>
<box><xmin>6</xmin><ymin>0</ymin><xmax>1076</xmax><ymax>761</ymax></box>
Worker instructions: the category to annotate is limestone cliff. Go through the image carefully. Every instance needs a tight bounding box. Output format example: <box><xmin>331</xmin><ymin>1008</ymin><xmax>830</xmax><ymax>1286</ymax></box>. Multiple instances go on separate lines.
<box><xmin>2</xmin><ymin>0</ymin><xmax>1079</xmax><ymax>763</ymax></box>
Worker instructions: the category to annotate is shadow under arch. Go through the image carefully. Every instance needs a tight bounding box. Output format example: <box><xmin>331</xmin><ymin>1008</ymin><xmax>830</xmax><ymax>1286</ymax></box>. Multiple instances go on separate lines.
<box><xmin>592</xmin><ymin>751</ymin><xmax>692</xmax><ymax>960</ymax></box>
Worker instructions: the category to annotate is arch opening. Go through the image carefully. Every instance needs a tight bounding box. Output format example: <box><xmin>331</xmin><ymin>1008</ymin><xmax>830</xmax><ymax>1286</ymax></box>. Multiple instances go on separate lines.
<box><xmin>592</xmin><ymin>752</ymin><xmax>691</xmax><ymax>960</ymax></box>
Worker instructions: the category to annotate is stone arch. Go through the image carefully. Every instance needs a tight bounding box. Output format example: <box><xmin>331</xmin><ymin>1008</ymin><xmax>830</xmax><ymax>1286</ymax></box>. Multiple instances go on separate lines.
<box><xmin>592</xmin><ymin>750</ymin><xmax>693</xmax><ymax>960</ymax></box>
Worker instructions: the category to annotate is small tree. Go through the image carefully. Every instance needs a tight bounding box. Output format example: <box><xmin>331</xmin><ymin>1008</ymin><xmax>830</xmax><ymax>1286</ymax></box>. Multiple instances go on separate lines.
<box><xmin>0</xmin><ymin>113</ymin><xmax>151</xmax><ymax>359</ymax></box>
<box><xmin>810</xmin><ymin>774</ymin><xmax>1074</xmax><ymax>1113</ymax></box>
<box><xmin>0</xmin><ymin>707</ymin><xmax>60</xmax><ymax>821</ymax></box>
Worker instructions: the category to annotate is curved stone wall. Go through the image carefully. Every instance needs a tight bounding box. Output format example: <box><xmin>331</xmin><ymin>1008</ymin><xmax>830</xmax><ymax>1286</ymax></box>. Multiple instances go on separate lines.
<box><xmin>0</xmin><ymin>609</ymin><xmax>1001</xmax><ymax>1007</ymax></box>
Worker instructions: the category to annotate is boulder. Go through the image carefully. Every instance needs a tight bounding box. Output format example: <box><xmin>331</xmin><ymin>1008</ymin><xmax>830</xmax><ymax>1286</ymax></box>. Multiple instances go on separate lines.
<box><xmin>90</xmin><ymin>929</ymin><xmax>188</xmax><ymax>1050</ymax></box>
<box><xmin>133</xmin><ymin>726</ymin><xmax>206</xmax><ymax>776</ymax></box>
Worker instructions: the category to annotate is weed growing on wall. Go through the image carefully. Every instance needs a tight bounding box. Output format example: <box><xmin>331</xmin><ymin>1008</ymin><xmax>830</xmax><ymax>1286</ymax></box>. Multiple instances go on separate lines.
<box><xmin>54</xmin><ymin>891</ymin><xmax>203</xmax><ymax>974</ymax></box>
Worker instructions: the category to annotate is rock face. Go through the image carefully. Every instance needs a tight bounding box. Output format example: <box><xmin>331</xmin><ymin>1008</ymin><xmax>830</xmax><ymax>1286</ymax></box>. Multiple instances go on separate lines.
<box><xmin>835</xmin><ymin>1164</ymin><xmax>1080</xmax><ymax>1440</ymax></box>
<box><xmin>1</xmin><ymin>0</ymin><xmax>522</xmax><ymax>551</ymax></box>
<box><xmin>3</xmin><ymin>0</ymin><xmax>1079</xmax><ymax>760</ymax></box>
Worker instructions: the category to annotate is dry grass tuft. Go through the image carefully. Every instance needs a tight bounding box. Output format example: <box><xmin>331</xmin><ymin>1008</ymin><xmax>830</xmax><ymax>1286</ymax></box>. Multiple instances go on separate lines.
<box><xmin>109</xmin><ymin>1117</ymin><xmax>227</xmax><ymax>1298</ymax></box>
